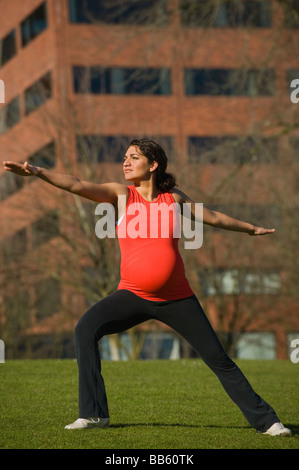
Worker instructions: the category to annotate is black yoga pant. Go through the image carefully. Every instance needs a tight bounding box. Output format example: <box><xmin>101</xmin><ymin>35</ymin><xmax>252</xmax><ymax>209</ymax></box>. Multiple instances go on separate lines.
<box><xmin>75</xmin><ymin>289</ymin><xmax>279</xmax><ymax>432</ymax></box>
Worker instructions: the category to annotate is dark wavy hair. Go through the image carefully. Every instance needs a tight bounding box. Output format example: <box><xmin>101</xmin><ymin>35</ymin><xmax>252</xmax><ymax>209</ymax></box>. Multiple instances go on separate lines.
<box><xmin>129</xmin><ymin>138</ymin><xmax>177</xmax><ymax>192</ymax></box>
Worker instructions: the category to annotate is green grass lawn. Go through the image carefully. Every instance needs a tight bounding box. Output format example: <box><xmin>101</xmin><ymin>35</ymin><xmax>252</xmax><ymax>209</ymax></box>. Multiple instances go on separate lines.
<box><xmin>0</xmin><ymin>359</ymin><xmax>298</xmax><ymax>450</ymax></box>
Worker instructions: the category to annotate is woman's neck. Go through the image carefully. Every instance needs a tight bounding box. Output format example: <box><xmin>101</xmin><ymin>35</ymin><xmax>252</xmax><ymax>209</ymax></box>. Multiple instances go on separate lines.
<box><xmin>134</xmin><ymin>181</ymin><xmax>160</xmax><ymax>202</ymax></box>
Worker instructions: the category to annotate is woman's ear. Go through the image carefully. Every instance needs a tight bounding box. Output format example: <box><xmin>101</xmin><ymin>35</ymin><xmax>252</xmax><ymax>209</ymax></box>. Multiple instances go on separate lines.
<box><xmin>150</xmin><ymin>161</ymin><xmax>158</xmax><ymax>172</ymax></box>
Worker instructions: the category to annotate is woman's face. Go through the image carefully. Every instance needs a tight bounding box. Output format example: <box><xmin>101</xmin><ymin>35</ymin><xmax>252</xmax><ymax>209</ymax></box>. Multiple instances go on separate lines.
<box><xmin>123</xmin><ymin>146</ymin><xmax>157</xmax><ymax>182</ymax></box>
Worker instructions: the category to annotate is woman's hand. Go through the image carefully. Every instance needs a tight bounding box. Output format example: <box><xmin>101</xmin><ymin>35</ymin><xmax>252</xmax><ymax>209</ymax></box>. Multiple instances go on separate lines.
<box><xmin>249</xmin><ymin>226</ymin><xmax>276</xmax><ymax>236</ymax></box>
<box><xmin>2</xmin><ymin>161</ymin><xmax>39</xmax><ymax>176</ymax></box>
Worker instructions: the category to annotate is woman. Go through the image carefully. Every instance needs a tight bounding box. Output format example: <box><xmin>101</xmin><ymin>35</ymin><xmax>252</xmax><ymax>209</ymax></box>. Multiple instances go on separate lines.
<box><xmin>2</xmin><ymin>139</ymin><xmax>291</xmax><ymax>436</ymax></box>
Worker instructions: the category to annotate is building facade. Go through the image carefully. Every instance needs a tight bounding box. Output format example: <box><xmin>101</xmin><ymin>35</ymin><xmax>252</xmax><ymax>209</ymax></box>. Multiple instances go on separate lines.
<box><xmin>0</xmin><ymin>0</ymin><xmax>299</xmax><ymax>359</ymax></box>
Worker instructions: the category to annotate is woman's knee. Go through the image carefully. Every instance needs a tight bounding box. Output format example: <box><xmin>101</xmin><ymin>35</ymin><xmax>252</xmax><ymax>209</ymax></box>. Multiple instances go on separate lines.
<box><xmin>75</xmin><ymin>316</ymin><xmax>86</xmax><ymax>340</ymax></box>
<box><xmin>200</xmin><ymin>347</ymin><xmax>236</xmax><ymax>371</ymax></box>
<box><xmin>75</xmin><ymin>308</ymin><xmax>104</xmax><ymax>345</ymax></box>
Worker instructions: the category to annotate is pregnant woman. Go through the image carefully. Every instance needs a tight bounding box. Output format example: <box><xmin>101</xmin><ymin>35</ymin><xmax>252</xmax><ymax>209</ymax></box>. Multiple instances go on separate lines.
<box><xmin>3</xmin><ymin>138</ymin><xmax>291</xmax><ymax>436</ymax></box>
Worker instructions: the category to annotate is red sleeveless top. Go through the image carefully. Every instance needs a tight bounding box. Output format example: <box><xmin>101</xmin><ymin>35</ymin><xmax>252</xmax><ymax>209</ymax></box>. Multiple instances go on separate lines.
<box><xmin>116</xmin><ymin>185</ymin><xmax>194</xmax><ymax>301</ymax></box>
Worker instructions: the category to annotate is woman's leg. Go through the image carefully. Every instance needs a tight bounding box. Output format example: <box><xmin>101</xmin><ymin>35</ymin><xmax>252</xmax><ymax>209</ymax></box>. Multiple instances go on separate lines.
<box><xmin>155</xmin><ymin>295</ymin><xmax>279</xmax><ymax>432</ymax></box>
<box><xmin>75</xmin><ymin>290</ymin><xmax>153</xmax><ymax>419</ymax></box>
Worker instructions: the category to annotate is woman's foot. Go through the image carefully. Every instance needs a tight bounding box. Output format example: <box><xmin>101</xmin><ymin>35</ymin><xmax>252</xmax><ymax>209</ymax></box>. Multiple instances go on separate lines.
<box><xmin>262</xmin><ymin>422</ymin><xmax>292</xmax><ymax>436</ymax></box>
<box><xmin>65</xmin><ymin>417</ymin><xmax>110</xmax><ymax>429</ymax></box>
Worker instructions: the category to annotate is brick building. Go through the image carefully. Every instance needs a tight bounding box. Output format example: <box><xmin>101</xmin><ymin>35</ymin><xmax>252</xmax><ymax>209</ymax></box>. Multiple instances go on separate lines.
<box><xmin>0</xmin><ymin>0</ymin><xmax>298</xmax><ymax>359</ymax></box>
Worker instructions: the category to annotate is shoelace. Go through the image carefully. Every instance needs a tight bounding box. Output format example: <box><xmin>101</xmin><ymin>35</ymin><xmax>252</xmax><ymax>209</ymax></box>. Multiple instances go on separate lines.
<box><xmin>90</xmin><ymin>418</ymin><xmax>100</xmax><ymax>423</ymax></box>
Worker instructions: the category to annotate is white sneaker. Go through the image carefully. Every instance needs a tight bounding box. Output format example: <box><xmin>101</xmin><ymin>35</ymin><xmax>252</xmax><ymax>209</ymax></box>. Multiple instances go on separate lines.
<box><xmin>263</xmin><ymin>422</ymin><xmax>292</xmax><ymax>436</ymax></box>
<box><xmin>64</xmin><ymin>417</ymin><xmax>110</xmax><ymax>430</ymax></box>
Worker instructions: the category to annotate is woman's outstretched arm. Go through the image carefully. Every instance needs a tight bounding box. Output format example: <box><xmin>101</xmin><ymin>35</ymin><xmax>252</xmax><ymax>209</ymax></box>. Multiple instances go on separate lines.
<box><xmin>2</xmin><ymin>160</ymin><xmax>127</xmax><ymax>204</ymax></box>
<box><xmin>172</xmin><ymin>188</ymin><xmax>275</xmax><ymax>236</ymax></box>
<box><xmin>201</xmin><ymin>206</ymin><xmax>275</xmax><ymax>236</ymax></box>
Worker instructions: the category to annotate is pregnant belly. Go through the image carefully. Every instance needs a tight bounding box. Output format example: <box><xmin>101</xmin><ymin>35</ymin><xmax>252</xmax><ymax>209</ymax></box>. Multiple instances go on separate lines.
<box><xmin>121</xmin><ymin>242</ymin><xmax>179</xmax><ymax>293</ymax></box>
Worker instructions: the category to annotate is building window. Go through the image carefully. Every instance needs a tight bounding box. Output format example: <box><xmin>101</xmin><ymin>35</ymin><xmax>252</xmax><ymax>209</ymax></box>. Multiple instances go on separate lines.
<box><xmin>29</xmin><ymin>141</ymin><xmax>56</xmax><ymax>168</ymax></box>
<box><xmin>69</xmin><ymin>0</ymin><xmax>168</xmax><ymax>26</ymax></box>
<box><xmin>180</xmin><ymin>0</ymin><xmax>272</xmax><ymax>28</ymax></box>
<box><xmin>0</xmin><ymin>142</ymin><xmax>56</xmax><ymax>199</ymax></box>
<box><xmin>284</xmin><ymin>0</ymin><xmax>299</xmax><ymax>28</ymax></box>
<box><xmin>2</xmin><ymin>228</ymin><xmax>27</xmax><ymax>264</ymax></box>
<box><xmin>184</xmin><ymin>68</ymin><xmax>275</xmax><ymax>96</ymax></box>
<box><xmin>76</xmin><ymin>135</ymin><xmax>174</xmax><ymax>163</ymax></box>
<box><xmin>287</xmin><ymin>69</ymin><xmax>299</xmax><ymax>93</ymax></box>
<box><xmin>31</xmin><ymin>210</ymin><xmax>60</xmax><ymax>248</ymax></box>
<box><xmin>99</xmin><ymin>332</ymin><xmax>181</xmax><ymax>360</ymax></box>
<box><xmin>139</xmin><ymin>333</ymin><xmax>181</xmax><ymax>360</ymax></box>
<box><xmin>34</xmin><ymin>278</ymin><xmax>61</xmax><ymax>320</ymax></box>
<box><xmin>0</xmin><ymin>171</ymin><xmax>25</xmax><ymax>201</ymax></box>
<box><xmin>200</xmin><ymin>269</ymin><xmax>281</xmax><ymax>297</ymax></box>
<box><xmin>25</xmin><ymin>141</ymin><xmax>56</xmax><ymax>187</ymax></box>
<box><xmin>4</xmin><ymin>290</ymin><xmax>31</xmax><ymax>333</ymax></box>
<box><xmin>0</xmin><ymin>30</ymin><xmax>17</xmax><ymax>67</ymax></box>
<box><xmin>73</xmin><ymin>66</ymin><xmax>171</xmax><ymax>95</ymax></box>
<box><xmin>77</xmin><ymin>135</ymin><xmax>130</xmax><ymax>163</ymax></box>
<box><xmin>289</xmin><ymin>136</ymin><xmax>299</xmax><ymax>162</ymax></box>
<box><xmin>24</xmin><ymin>71</ymin><xmax>52</xmax><ymax>115</ymax></box>
<box><xmin>287</xmin><ymin>69</ymin><xmax>299</xmax><ymax>83</ymax></box>
<box><xmin>0</xmin><ymin>96</ymin><xmax>21</xmax><ymax>136</ymax></box>
<box><xmin>236</xmin><ymin>332</ymin><xmax>276</xmax><ymax>359</ymax></box>
<box><xmin>21</xmin><ymin>1</ymin><xmax>48</xmax><ymax>47</ymax></box>
<box><xmin>187</xmin><ymin>136</ymin><xmax>278</xmax><ymax>164</ymax></box>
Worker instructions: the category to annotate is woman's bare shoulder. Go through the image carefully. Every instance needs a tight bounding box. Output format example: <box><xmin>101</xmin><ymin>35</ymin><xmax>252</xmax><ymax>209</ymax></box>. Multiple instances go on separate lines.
<box><xmin>171</xmin><ymin>188</ymin><xmax>194</xmax><ymax>204</ymax></box>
